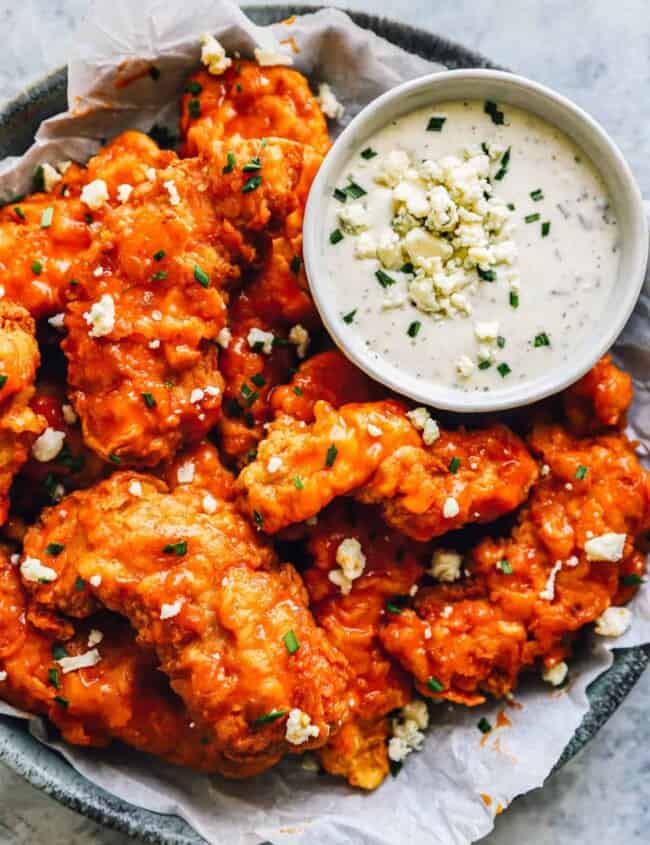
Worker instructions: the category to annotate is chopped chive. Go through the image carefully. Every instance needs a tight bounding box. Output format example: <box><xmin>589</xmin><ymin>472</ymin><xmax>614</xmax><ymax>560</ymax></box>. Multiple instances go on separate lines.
<box><xmin>477</xmin><ymin>267</ymin><xmax>496</xmax><ymax>282</ymax></box>
<box><xmin>142</xmin><ymin>392</ymin><xmax>156</xmax><ymax>408</ymax></box>
<box><xmin>448</xmin><ymin>456</ymin><xmax>461</xmax><ymax>474</ymax></box>
<box><xmin>251</xmin><ymin>373</ymin><xmax>266</xmax><ymax>388</ymax></box>
<box><xmin>222</xmin><ymin>152</ymin><xmax>236</xmax><ymax>174</ymax></box>
<box><xmin>427</xmin><ymin>116</ymin><xmax>446</xmax><ymax>132</ymax></box>
<box><xmin>293</xmin><ymin>475</ymin><xmax>304</xmax><ymax>490</ymax></box>
<box><xmin>343</xmin><ymin>181</ymin><xmax>366</xmax><ymax>200</ymax></box>
<box><xmin>497</xmin><ymin>363</ymin><xmax>511</xmax><ymax>377</ymax></box>
<box><xmin>32</xmin><ymin>260</ymin><xmax>43</xmax><ymax>275</ymax></box>
<box><xmin>360</xmin><ymin>147</ymin><xmax>378</xmax><ymax>159</ymax></box>
<box><xmin>194</xmin><ymin>264</ymin><xmax>210</xmax><ymax>288</ymax></box>
<box><xmin>253</xmin><ymin>709</ymin><xmax>286</xmax><ymax>726</ymax></box>
<box><xmin>244</xmin><ymin>389</ymin><xmax>259</xmax><ymax>407</ymax></box>
<box><xmin>240</xmin><ymin>383</ymin><xmax>253</xmax><ymax>399</ymax></box>
<box><xmin>153</xmin><ymin>249</ymin><xmax>166</xmax><ymax>261</ymax></box>
<box><xmin>283</xmin><ymin>630</ymin><xmax>300</xmax><ymax>654</ymax></box>
<box><xmin>497</xmin><ymin>559</ymin><xmax>513</xmax><ymax>575</ymax></box>
<box><xmin>0</xmin><ymin>375</ymin><xmax>7</xmax><ymax>388</ymax></box>
<box><xmin>507</xmin><ymin>202</ymin><xmax>515</xmax><ymax>211</ymax></box>
<box><xmin>74</xmin><ymin>577</ymin><xmax>85</xmax><ymax>592</ymax></box>
<box><xmin>188</xmin><ymin>98</ymin><xmax>201</xmax><ymax>118</ymax></box>
<box><xmin>533</xmin><ymin>332</ymin><xmax>550</xmax><ymax>347</ymax></box>
<box><xmin>494</xmin><ymin>147</ymin><xmax>511</xmax><ymax>181</ymax></box>
<box><xmin>54</xmin><ymin>695</ymin><xmax>69</xmax><ymax>708</ymax></box>
<box><xmin>385</xmin><ymin>600</ymin><xmax>404</xmax><ymax>615</ymax></box>
<box><xmin>509</xmin><ymin>291</ymin><xmax>519</xmax><ymax>308</ymax></box>
<box><xmin>150</xmin><ymin>270</ymin><xmax>167</xmax><ymax>281</ymax></box>
<box><xmin>325</xmin><ymin>444</ymin><xmax>338</xmax><ymax>467</ymax></box>
<box><xmin>293</xmin><ymin>386</ymin><xmax>303</xmax><ymax>396</ymax></box>
<box><xmin>243</xmin><ymin>412</ymin><xmax>255</xmax><ymax>429</ymax></box>
<box><xmin>407</xmin><ymin>321</ymin><xmax>421</xmax><ymax>338</ymax></box>
<box><xmin>497</xmin><ymin>335</ymin><xmax>506</xmax><ymax>349</ymax></box>
<box><xmin>186</xmin><ymin>80</ymin><xmax>203</xmax><ymax>95</ymax></box>
<box><xmin>400</xmin><ymin>262</ymin><xmax>415</xmax><ymax>274</ymax></box>
<box><xmin>620</xmin><ymin>574</ymin><xmax>644</xmax><ymax>586</ymax></box>
<box><xmin>235</xmin><ymin>83</ymin><xmax>243</xmax><ymax>93</ymax></box>
<box><xmin>541</xmin><ymin>221</ymin><xmax>551</xmax><ymax>237</ymax></box>
<box><xmin>525</xmin><ymin>213</ymin><xmax>540</xmax><ymax>224</ymax></box>
<box><xmin>484</xmin><ymin>101</ymin><xmax>505</xmax><ymax>125</ymax></box>
<box><xmin>149</xmin><ymin>66</ymin><xmax>161</xmax><ymax>81</ymax></box>
<box><xmin>427</xmin><ymin>676</ymin><xmax>444</xmax><ymax>693</ymax></box>
<box><xmin>477</xmin><ymin>717</ymin><xmax>492</xmax><ymax>734</ymax></box>
<box><xmin>40</xmin><ymin>206</ymin><xmax>54</xmax><ymax>228</ymax></box>
<box><xmin>13</xmin><ymin>206</ymin><xmax>25</xmax><ymax>220</ymax></box>
<box><xmin>48</xmin><ymin>667</ymin><xmax>61</xmax><ymax>689</ymax></box>
<box><xmin>390</xmin><ymin>760</ymin><xmax>403</xmax><ymax>778</ymax></box>
<box><xmin>342</xmin><ymin>309</ymin><xmax>357</xmax><ymax>324</ymax></box>
<box><xmin>242</xmin><ymin>174</ymin><xmax>262</xmax><ymax>193</ymax></box>
<box><xmin>478</xmin><ymin>360</ymin><xmax>491</xmax><ymax>370</ymax></box>
<box><xmin>375</xmin><ymin>269</ymin><xmax>396</xmax><ymax>288</ymax></box>
<box><xmin>52</xmin><ymin>644</ymin><xmax>68</xmax><ymax>660</ymax></box>
<box><xmin>253</xmin><ymin>510</ymin><xmax>264</xmax><ymax>527</ymax></box>
<box><xmin>84</xmin><ymin>213</ymin><xmax>93</xmax><ymax>225</ymax></box>
<box><xmin>576</xmin><ymin>464</ymin><xmax>588</xmax><ymax>480</ymax></box>
<box><xmin>242</xmin><ymin>157</ymin><xmax>262</xmax><ymax>172</ymax></box>
<box><xmin>109</xmin><ymin>453</ymin><xmax>121</xmax><ymax>464</ymax></box>
<box><xmin>530</xmin><ymin>189</ymin><xmax>544</xmax><ymax>201</ymax></box>
<box><xmin>46</xmin><ymin>543</ymin><xmax>65</xmax><ymax>556</ymax></box>
<box><xmin>163</xmin><ymin>541</ymin><xmax>187</xmax><ymax>556</ymax></box>
<box><xmin>290</xmin><ymin>255</ymin><xmax>301</xmax><ymax>275</ymax></box>
<box><xmin>333</xmin><ymin>187</ymin><xmax>347</xmax><ymax>203</ymax></box>
<box><xmin>33</xmin><ymin>165</ymin><xmax>45</xmax><ymax>193</ymax></box>
<box><xmin>329</xmin><ymin>228</ymin><xmax>344</xmax><ymax>245</ymax></box>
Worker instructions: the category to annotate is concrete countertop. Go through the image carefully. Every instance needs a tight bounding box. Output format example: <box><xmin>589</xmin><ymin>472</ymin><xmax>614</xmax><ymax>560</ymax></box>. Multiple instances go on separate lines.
<box><xmin>0</xmin><ymin>1</ymin><xmax>648</xmax><ymax>843</ymax></box>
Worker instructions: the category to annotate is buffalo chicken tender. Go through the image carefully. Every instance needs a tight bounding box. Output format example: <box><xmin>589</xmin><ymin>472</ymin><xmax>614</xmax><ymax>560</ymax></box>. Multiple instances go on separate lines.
<box><xmin>562</xmin><ymin>354</ymin><xmax>633</xmax><ymax>434</ymax></box>
<box><xmin>63</xmin><ymin>136</ymin><xmax>311</xmax><ymax>466</ymax></box>
<box><xmin>0</xmin><ymin>302</ymin><xmax>45</xmax><ymax>523</ymax></box>
<box><xmin>381</xmin><ymin>423</ymin><xmax>650</xmax><ymax>705</ymax></box>
<box><xmin>180</xmin><ymin>63</ymin><xmax>331</xmax><ymax>158</ymax></box>
<box><xmin>0</xmin><ymin>550</ymin><xmax>226</xmax><ymax>770</ymax></box>
<box><xmin>237</xmin><ymin>399</ymin><xmax>537</xmax><ymax>538</ymax></box>
<box><xmin>22</xmin><ymin>472</ymin><xmax>352</xmax><ymax>776</ymax></box>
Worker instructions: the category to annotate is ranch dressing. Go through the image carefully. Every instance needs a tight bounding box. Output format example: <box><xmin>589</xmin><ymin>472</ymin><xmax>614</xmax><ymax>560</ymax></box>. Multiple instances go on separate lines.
<box><xmin>322</xmin><ymin>99</ymin><xmax>620</xmax><ymax>394</ymax></box>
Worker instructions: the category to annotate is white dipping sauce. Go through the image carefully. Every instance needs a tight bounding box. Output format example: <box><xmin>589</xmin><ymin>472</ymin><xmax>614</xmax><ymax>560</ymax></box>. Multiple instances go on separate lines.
<box><xmin>322</xmin><ymin>99</ymin><xmax>620</xmax><ymax>394</ymax></box>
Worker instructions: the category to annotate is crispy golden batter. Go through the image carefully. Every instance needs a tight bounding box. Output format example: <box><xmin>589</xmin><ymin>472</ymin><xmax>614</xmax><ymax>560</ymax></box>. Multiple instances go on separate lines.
<box><xmin>0</xmin><ymin>303</ymin><xmax>45</xmax><ymax>523</ymax></box>
<box><xmin>381</xmin><ymin>423</ymin><xmax>650</xmax><ymax>705</ymax></box>
<box><xmin>317</xmin><ymin>717</ymin><xmax>391</xmax><ymax>791</ymax></box>
<box><xmin>563</xmin><ymin>354</ymin><xmax>633</xmax><ymax>434</ymax></box>
<box><xmin>237</xmin><ymin>400</ymin><xmax>538</xmax><ymax>538</ymax></box>
<box><xmin>21</xmin><ymin>472</ymin><xmax>352</xmax><ymax>776</ymax></box>
<box><xmin>180</xmin><ymin>63</ymin><xmax>330</xmax><ymax>158</ymax></box>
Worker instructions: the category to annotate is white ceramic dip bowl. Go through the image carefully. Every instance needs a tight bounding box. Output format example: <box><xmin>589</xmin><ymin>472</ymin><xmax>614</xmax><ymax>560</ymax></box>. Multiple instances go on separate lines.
<box><xmin>303</xmin><ymin>70</ymin><xmax>648</xmax><ymax>413</ymax></box>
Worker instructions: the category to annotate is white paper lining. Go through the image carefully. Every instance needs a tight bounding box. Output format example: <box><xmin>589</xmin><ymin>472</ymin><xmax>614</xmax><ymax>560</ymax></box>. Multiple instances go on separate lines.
<box><xmin>0</xmin><ymin>2</ymin><xmax>649</xmax><ymax>843</ymax></box>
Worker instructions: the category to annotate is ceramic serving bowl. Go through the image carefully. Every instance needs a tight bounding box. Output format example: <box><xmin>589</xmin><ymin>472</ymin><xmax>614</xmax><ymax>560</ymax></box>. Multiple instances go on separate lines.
<box><xmin>304</xmin><ymin>69</ymin><xmax>648</xmax><ymax>413</ymax></box>
<box><xmin>0</xmin><ymin>9</ymin><xmax>648</xmax><ymax>844</ymax></box>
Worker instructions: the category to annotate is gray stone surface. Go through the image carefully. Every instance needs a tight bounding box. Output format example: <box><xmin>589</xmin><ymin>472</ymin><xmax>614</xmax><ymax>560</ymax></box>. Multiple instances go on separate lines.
<box><xmin>0</xmin><ymin>1</ymin><xmax>649</xmax><ymax>843</ymax></box>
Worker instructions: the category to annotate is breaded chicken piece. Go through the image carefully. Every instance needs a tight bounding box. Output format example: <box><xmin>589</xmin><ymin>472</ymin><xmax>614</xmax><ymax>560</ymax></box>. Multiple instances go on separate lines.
<box><xmin>0</xmin><ymin>550</ymin><xmax>226</xmax><ymax>770</ymax></box>
<box><xmin>381</xmin><ymin>423</ymin><xmax>650</xmax><ymax>705</ymax></box>
<box><xmin>270</xmin><ymin>350</ymin><xmax>384</xmax><ymax>422</ymax></box>
<box><xmin>237</xmin><ymin>400</ymin><xmax>537</xmax><ymax>538</ymax></box>
<box><xmin>0</xmin><ymin>132</ymin><xmax>173</xmax><ymax>319</ymax></box>
<box><xmin>0</xmin><ymin>303</ymin><xmax>45</xmax><ymax>523</ymax></box>
<box><xmin>21</xmin><ymin>472</ymin><xmax>352</xmax><ymax>776</ymax></box>
<box><xmin>63</xmin><ymin>136</ymin><xmax>310</xmax><ymax>466</ymax></box>
<box><xmin>180</xmin><ymin>63</ymin><xmax>330</xmax><ymax>158</ymax></box>
<box><xmin>563</xmin><ymin>355</ymin><xmax>633</xmax><ymax>434</ymax></box>
<box><xmin>304</xmin><ymin>501</ymin><xmax>427</xmax><ymax>788</ymax></box>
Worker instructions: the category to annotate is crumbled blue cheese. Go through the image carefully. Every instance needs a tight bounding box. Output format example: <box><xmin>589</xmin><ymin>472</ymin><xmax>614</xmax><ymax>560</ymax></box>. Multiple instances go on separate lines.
<box><xmin>317</xmin><ymin>83</ymin><xmax>344</xmax><ymax>120</ymax></box>
<box><xmin>80</xmin><ymin>179</ymin><xmax>109</xmax><ymax>211</ymax></box>
<box><xmin>87</xmin><ymin>629</ymin><xmax>104</xmax><ymax>648</ymax></box>
<box><xmin>62</xmin><ymin>404</ymin><xmax>77</xmax><ymax>425</ymax></box>
<box><xmin>388</xmin><ymin>699</ymin><xmax>429</xmax><ymax>762</ymax></box>
<box><xmin>285</xmin><ymin>708</ymin><xmax>320</xmax><ymax>744</ymax></box>
<box><xmin>20</xmin><ymin>556</ymin><xmax>57</xmax><ymax>583</ymax></box>
<box><xmin>247</xmin><ymin>327</ymin><xmax>274</xmax><ymax>354</ymax></box>
<box><xmin>200</xmin><ymin>33</ymin><xmax>232</xmax><ymax>75</ymax></box>
<box><xmin>442</xmin><ymin>497</ymin><xmax>460</xmax><ymax>519</ymax></box>
<box><xmin>288</xmin><ymin>324</ymin><xmax>310</xmax><ymax>359</ymax></box>
<box><xmin>48</xmin><ymin>313</ymin><xmax>65</xmax><ymax>332</ymax></box>
<box><xmin>338</xmin><ymin>202</ymin><xmax>369</xmax><ymax>235</ymax></box>
<box><xmin>595</xmin><ymin>606</ymin><xmax>632</xmax><ymax>637</ymax></box>
<box><xmin>584</xmin><ymin>532</ymin><xmax>626</xmax><ymax>562</ymax></box>
<box><xmin>429</xmin><ymin>549</ymin><xmax>463</xmax><ymax>582</ymax></box>
<box><xmin>0</xmin><ymin>671</ymin><xmax>6</xmax><ymax>683</ymax></box>
<box><xmin>328</xmin><ymin>537</ymin><xmax>366</xmax><ymax>595</ymax></box>
<box><xmin>254</xmin><ymin>47</ymin><xmax>293</xmax><ymax>67</ymax></box>
<box><xmin>176</xmin><ymin>461</ymin><xmax>195</xmax><ymax>484</ymax></box>
<box><xmin>406</xmin><ymin>407</ymin><xmax>440</xmax><ymax>445</ymax></box>
<box><xmin>117</xmin><ymin>183</ymin><xmax>133</xmax><ymax>203</ymax></box>
<box><xmin>160</xmin><ymin>598</ymin><xmax>185</xmax><ymax>620</ymax></box>
<box><xmin>163</xmin><ymin>180</ymin><xmax>181</xmax><ymax>207</ymax></box>
<box><xmin>216</xmin><ymin>327</ymin><xmax>232</xmax><ymax>349</ymax></box>
<box><xmin>57</xmin><ymin>648</ymin><xmax>101</xmax><ymax>674</ymax></box>
<box><xmin>202</xmin><ymin>493</ymin><xmax>218</xmax><ymax>514</ymax></box>
<box><xmin>542</xmin><ymin>661</ymin><xmax>568</xmax><ymax>686</ymax></box>
<box><xmin>32</xmin><ymin>428</ymin><xmax>65</xmax><ymax>462</ymax></box>
<box><xmin>128</xmin><ymin>480</ymin><xmax>143</xmax><ymax>497</ymax></box>
<box><xmin>84</xmin><ymin>294</ymin><xmax>115</xmax><ymax>338</ymax></box>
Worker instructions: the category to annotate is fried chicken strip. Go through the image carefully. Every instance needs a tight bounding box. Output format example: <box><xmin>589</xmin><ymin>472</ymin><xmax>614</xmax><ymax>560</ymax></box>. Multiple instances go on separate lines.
<box><xmin>237</xmin><ymin>399</ymin><xmax>538</xmax><ymax>538</ymax></box>
<box><xmin>381</xmin><ymin>423</ymin><xmax>650</xmax><ymax>705</ymax></box>
<box><xmin>21</xmin><ymin>472</ymin><xmax>351</xmax><ymax>776</ymax></box>
<box><xmin>563</xmin><ymin>354</ymin><xmax>633</xmax><ymax>434</ymax></box>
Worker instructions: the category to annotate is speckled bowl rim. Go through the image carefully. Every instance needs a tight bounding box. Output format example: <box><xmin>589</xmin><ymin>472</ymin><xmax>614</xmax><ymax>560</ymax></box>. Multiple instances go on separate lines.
<box><xmin>0</xmin><ymin>6</ymin><xmax>647</xmax><ymax>844</ymax></box>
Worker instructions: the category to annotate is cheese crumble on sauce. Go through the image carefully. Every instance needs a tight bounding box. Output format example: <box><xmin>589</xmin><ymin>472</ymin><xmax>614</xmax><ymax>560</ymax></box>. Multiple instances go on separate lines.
<box><xmin>324</xmin><ymin>99</ymin><xmax>619</xmax><ymax>395</ymax></box>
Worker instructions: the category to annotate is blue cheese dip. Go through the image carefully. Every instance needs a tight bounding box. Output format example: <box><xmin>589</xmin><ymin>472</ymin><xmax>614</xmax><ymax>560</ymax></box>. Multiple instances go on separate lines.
<box><xmin>322</xmin><ymin>99</ymin><xmax>620</xmax><ymax>393</ymax></box>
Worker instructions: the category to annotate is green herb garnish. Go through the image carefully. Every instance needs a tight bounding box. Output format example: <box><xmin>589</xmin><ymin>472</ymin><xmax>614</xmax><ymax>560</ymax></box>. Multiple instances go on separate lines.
<box><xmin>541</xmin><ymin>221</ymin><xmax>551</xmax><ymax>237</ymax></box>
<box><xmin>153</xmin><ymin>249</ymin><xmax>166</xmax><ymax>261</ymax></box>
<box><xmin>329</xmin><ymin>228</ymin><xmax>344</xmax><ymax>245</ymax></box>
<box><xmin>293</xmin><ymin>476</ymin><xmax>304</xmax><ymax>490</ymax></box>
<box><xmin>497</xmin><ymin>559</ymin><xmax>513</xmax><ymax>575</ymax></box>
<box><xmin>188</xmin><ymin>98</ymin><xmax>201</xmax><ymax>118</ymax></box>
<box><xmin>449</xmin><ymin>457</ymin><xmax>461</xmax><ymax>474</ymax></box>
<box><xmin>360</xmin><ymin>147</ymin><xmax>378</xmax><ymax>159</ymax></box>
<box><xmin>283</xmin><ymin>630</ymin><xmax>300</xmax><ymax>654</ymax></box>
<box><xmin>530</xmin><ymin>188</ymin><xmax>544</xmax><ymax>201</ymax></box>
<box><xmin>194</xmin><ymin>264</ymin><xmax>210</xmax><ymax>288</ymax></box>
<box><xmin>40</xmin><ymin>206</ymin><xmax>54</xmax><ymax>228</ymax></box>
<box><xmin>333</xmin><ymin>187</ymin><xmax>347</xmax><ymax>203</ymax></box>
<box><xmin>525</xmin><ymin>212</ymin><xmax>541</xmax><ymax>224</ymax></box>
<box><xmin>46</xmin><ymin>543</ymin><xmax>65</xmax><ymax>556</ymax></box>
<box><xmin>477</xmin><ymin>717</ymin><xmax>492</xmax><ymax>734</ymax></box>
<box><xmin>242</xmin><ymin>157</ymin><xmax>262</xmax><ymax>172</ymax></box>
<box><xmin>186</xmin><ymin>80</ymin><xmax>203</xmax><ymax>95</ymax></box>
<box><xmin>290</xmin><ymin>255</ymin><xmax>301</xmax><ymax>275</ymax></box>
<box><xmin>534</xmin><ymin>332</ymin><xmax>550</xmax><ymax>347</ymax></box>
<box><xmin>251</xmin><ymin>373</ymin><xmax>266</xmax><ymax>388</ymax></box>
<box><xmin>342</xmin><ymin>309</ymin><xmax>357</xmax><ymax>324</ymax></box>
<box><xmin>343</xmin><ymin>181</ymin><xmax>366</xmax><ymax>200</ymax></box>
<box><xmin>142</xmin><ymin>392</ymin><xmax>156</xmax><ymax>409</ymax></box>
<box><xmin>242</xmin><ymin>174</ymin><xmax>262</xmax><ymax>193</ymax></box>
<box><xmin>253</xmin><ymin>510</ymin><xmax>264</xmax><ymax>528</ymax></box>
<box><xmin>484</xmin><ymin>101</ymin><xmax>505</xmax><ymax>125</ymax></box>
<box><xmin>407</xmin><ymin>321</ymin><xmax>421</xmax><ymax>338</ymax></box>
<box><xmin>150</xmin><ymin>270</ymin><xmax>167</xmax><ymax>281</ymax></box>
<box><xmin>575</xmin><ymin>464</ymin><xmax>588</xmax><ymax>480</ymax></box>
<box><xmin>325</xmin><ymin>444</ymin><xmax>338</xmax><ymax>467</ymax></box>
<box><xmin>427</xmin><ymin>676</ymin><xmax>444</xmax><ymax>693</ymax></box>
<box><xmin>163</xmin><ymin>541</ymin><xmax>187</xmax><ymax>556</ymax></box>
<box><xmin>222</xmin><ymin>152</ymin><xmax>236</xmax><ymax>174</ymax></box>
<box><xmin>74</xmin><ymin>577</ymin><xmax>85</xmax><ymax>592</ymax></box>
<box><xmin>48</xmin><ymin>668</ymin><xmax>61</xmax><ymax>689</ymax></box>
<box><xmin>497</xmin><ymin>362</ymin><xmax>511</xmax><ymax>377</ymax></box>
<box><xmin>253</xmin><ymin>709</ymin><xmax>286</xmax><ymax>726</ymax></box>
<box><xmin>477</xmin><ymin>267</ymin><xmax>496</xmax><ymax>282</ymax></box>
<box><xmin>32</xmin><ymin>260</ymin><xmax>43</xmax><ymax>275</ymax></box>
<box><xmin>426</xmin><ymin>116</ymin><xmax>446</xmax><ymax>132</ymax></box>
<box><xmin>509</xmin><ymin>291</ymin><xmax>519</xmax><ymax>308</ymax></box>
<box><xmin>375</xmin><ymin>269</ymin><xmax>395</xmax><ymax>288</ymax></box>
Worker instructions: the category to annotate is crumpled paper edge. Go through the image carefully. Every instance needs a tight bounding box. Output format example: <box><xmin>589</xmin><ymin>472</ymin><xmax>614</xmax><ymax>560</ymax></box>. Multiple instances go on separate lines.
<box><xmin>0</xmin><ymin>2</ymin><xmax>648</xmax><ymax>844</ymax></box>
